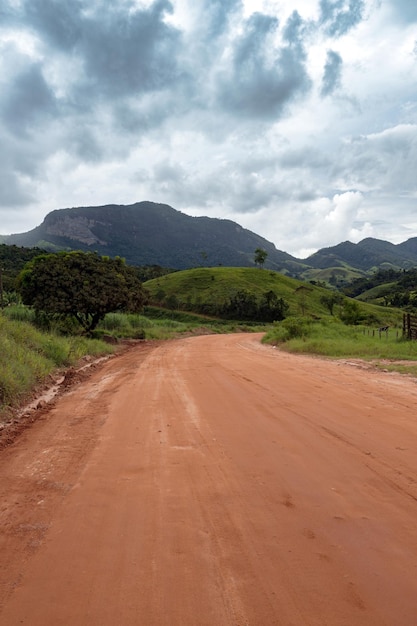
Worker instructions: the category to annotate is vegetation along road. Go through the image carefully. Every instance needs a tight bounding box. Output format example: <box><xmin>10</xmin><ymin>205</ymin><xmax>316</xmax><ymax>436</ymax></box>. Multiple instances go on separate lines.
<box><xmin>1</xmin><ymin>333</ymin><xmax>417</xmax><ymax>625</ymax></box>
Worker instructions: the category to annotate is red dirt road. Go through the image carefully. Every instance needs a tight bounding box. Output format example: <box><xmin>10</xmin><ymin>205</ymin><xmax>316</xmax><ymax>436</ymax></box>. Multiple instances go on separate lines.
<box><xmin>1</xmin><ymin>333</ymin><xmax>417</xmax><ymax>625</ymax></box>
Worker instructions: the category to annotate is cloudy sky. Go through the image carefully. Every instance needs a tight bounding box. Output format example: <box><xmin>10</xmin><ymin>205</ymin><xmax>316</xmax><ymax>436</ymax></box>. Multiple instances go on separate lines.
<box><xmin>0</xmin><ymin>0</ymin><xmax>416</xmax><ymax>257</ymax></box>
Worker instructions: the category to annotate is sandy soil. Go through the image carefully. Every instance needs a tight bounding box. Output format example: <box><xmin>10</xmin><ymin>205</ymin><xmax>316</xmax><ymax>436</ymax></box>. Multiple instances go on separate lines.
<box><xmin>1</xmin><ymin>333</ymin><xmax>417</xmax><ymax>625</ymax></box>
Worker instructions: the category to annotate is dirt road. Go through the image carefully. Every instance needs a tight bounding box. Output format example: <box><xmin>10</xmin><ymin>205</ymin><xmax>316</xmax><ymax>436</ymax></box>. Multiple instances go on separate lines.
<box><xmin>1</xmin><ymin>333</ymin><xmax>417</xmax><ymax>625</ymax></box>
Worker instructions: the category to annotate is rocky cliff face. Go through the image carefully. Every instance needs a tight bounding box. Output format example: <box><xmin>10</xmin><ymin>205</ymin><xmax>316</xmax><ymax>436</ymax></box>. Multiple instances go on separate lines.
<box><xmin>45</xmin><ymin>215</ymin><xmax>107</xmax><ymax>246</ymax></box>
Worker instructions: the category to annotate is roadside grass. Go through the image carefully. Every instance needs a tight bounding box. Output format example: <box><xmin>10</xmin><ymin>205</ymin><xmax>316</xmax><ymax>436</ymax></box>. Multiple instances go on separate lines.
<box><xmin>0</xmin><ymin>313</ymin><xmax>113</xmax><ymax>415</ymax></box>
<box><xmin>374</xmin><ymin>364</ymin><xmax>417</xmax><ymax>376</ymax></box>
<box><xmin>96</xmin><ymin>307</ymin><xmax>267</xmax><ymax>340</ymax></box>
<box><xmin>262</xmin><ymin>317</ymin><xmax>417</xmax><ymax>369</ymax></box>
<box><xmin>2</xmin><ymin>304</ymin><xmax>35</xmax><ymax>323</ymax></box>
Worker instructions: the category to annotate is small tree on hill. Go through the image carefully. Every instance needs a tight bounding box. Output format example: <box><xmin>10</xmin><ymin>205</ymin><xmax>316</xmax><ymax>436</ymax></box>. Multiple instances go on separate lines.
<box><xmin>18</xmin><ymin>251</ymin><xmax>148</xmax><ymax>334</ymax></box>
<box><xmin>254</xmin><ymin>248</ymin><xmax>268</xmax><ymax>269</ymax></box>
<box><xmin>320</xmin><ymin>292</ymin><xmax>343</xmax><ymax>315</ymax></box>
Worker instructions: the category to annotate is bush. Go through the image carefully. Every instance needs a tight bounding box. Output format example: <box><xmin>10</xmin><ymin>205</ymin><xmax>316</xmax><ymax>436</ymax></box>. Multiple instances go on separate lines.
<box><xmin>340</xmin><ymin>300</ymin><xmax>361</xmax><ymax>325</ymax></box>
<box><xmin>269</xmin><ymin>316</ymin><xmax>314</xmax><ymax>342</ymax></box>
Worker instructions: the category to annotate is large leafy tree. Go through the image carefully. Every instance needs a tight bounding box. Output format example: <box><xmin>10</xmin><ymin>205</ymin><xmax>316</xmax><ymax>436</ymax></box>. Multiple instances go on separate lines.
<box><xmin>18</xmin><ymin>251</ymin><xmax>148</xmax><ymax>333</ymax></box>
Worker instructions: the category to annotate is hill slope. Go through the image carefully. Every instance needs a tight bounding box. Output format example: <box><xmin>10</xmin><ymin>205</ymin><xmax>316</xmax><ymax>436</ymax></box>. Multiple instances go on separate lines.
<box><xmin>144</xmin><ymin>266</ymin><xmax>398</xmax><ymax>325</ymax></box>
<box><xmin>145</xmin><ymin>267</ymin><xmax>326</xmax><ymax>317</ymax></box>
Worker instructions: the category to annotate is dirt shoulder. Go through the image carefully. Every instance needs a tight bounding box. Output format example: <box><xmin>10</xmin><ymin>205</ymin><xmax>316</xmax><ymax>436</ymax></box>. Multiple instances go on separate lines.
<box><xmin>0</xmin><ymin>340</ymin><xmax>153</xmax><ymax>449</ymax></box>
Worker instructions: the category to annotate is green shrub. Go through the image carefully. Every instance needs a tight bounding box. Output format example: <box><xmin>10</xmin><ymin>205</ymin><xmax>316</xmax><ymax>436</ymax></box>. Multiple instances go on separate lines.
<box><xmin>99</xmin><ymin>312</ymin><xmax>130</xmax><ymax>331</ymax></box>
<box><xmin>340</xmin><ymin>299</ymin><xmax>362</xmax><ymax>325</ymax></box>
<box><xmin>269</xmin><ymin>316</ymin><xmax>314</xmax><ymax>342</ymax></box>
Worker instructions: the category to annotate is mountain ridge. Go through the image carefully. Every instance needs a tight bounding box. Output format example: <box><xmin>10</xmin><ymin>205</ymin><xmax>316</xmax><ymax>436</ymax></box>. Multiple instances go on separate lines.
<box><xmin>0</xmin><ymin>202</ymin><xmax>305</xmax><ymax>272</ymax></box>
<box><xmin>1</xmin><ymin>201</ymin><xmax>417</xmax><ymax>276</ymax></box>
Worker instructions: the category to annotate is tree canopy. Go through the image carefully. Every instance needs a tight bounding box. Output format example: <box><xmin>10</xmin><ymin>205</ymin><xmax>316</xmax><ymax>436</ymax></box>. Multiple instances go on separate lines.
<box><xmin>18</xmin><ymin>251</ymin><xmax>148</xmax><ymax>333</ymax></box>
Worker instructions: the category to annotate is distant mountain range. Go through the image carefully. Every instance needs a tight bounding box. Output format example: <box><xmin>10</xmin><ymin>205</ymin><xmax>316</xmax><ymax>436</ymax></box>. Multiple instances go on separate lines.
<box><xmin>1</xmin><ymin>201</ymin><xmax>417</xmax><ymax>278</ymax></box>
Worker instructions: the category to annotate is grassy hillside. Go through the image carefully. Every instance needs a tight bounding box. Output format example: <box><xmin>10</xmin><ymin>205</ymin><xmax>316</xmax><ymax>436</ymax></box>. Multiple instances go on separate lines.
<box><xmin>144</xmin><ymin>267</ymin><xmax>400</xmax><ymax>325</ymax></box>
<box><xmin>301</xmin><ymin>265</ymin><xmax>364</xmax><ymax>287</ymax></box>
<box><xmin>146</xmin><ymin>267</ymin><xmax>319</xmax><ymax>314</ymax></box>
<box><xmin>355</xmin><ymin>283</ymin><xmax>397</xmax><ymax>303</ymax></box>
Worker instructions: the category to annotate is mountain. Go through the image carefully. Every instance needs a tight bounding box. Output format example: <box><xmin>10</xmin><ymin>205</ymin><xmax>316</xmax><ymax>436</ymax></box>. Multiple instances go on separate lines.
<box><xmin>0</xmin><ymin>201</ymin><xmax>305</xmax><ymax>273</ymax></box>
<box><xmin>305</xmin><ymin>237</ymin><xmax>417</xmax><ymax>272</ymax></box>
<box><xmin>2</xmin><ymin>201</ymin><xmax>417</xmax><ymax>276</ymax></box>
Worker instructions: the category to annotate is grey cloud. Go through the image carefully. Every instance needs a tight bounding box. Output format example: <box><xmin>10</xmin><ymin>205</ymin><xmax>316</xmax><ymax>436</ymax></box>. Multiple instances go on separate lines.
<box><xmin>216</xmin><ymin>12</ymin><xmax>311</xmax><ymax>119</ymax></box>
<box><xmin>335</xmin><ymin>125</ymin><xmax>417</xmax><ymax>192</ymax></box>
<box><xmin>321</xmin><ymin>50</ymin><xmax>343</xmax><ymax>97</ymax></box>
<box><xmin>388</xmin><ymin>0</ymin><xmax>417</xmax><ymax>23</ymax></box>
<box><xmin>0</xmin><ymin>0</ymin><xmax>186</xmax><ymax>168</ymax></box>
<box><xmin>79</xmin><ymin>1</ymin><xmax>182</xmax><ymax>96</ymax></box>
<box><xmin>0</xmin><ymin>0</ymin><xmax>20</xmax><ymax>24</ymax></box>
<box><xmin>233</xmin><ymin>13</ymin><xmax>280</xmax><ymax>66</ymax></box>
<box><xmin>15</xmin><ymin>0</ymin><xmax>182</xmax><ymax>98</ymax></box>
<box><xmin>279</xmin><ymin>147</ymin><xmax>331</xmax><ymax>170</ymax></box>
<box><xmin>0</xmin><ymin>62</ymin><xmax>57</xmax><ymax>136</ymax></box>
<box><xmin>66</xmin><ymin>125</ymin><xmax>104</xmax><ymax>163</ymax></box>
<box><xmin>319</xmin><ymin>0</ymin><xmax>365</xmax><ymax>37</ymax></box>
<box><xmin>283</xmin><ymin>10</ymin><xmax>304</xmax><ymax>44</ymax></box>
<box><xmin>147</xmin><ymin>150</ymin><xmax>321</xmax><ymax>218</ymax></box>
<box><xmin>198</xmin><ymin>0</ymin><xmax>242</xmax><ymax>40</ymax></box>
<box><xmin>112</xmin><ymin>100</ymin><xmax>162</xmax><ymax>135</ymax></box>
<box><xmin>154</xmin><ymin>160</ymin><xmax>186</xmax><ymax>182</ymax></box>
<box><xmin>295</xmin><ymin>189</ymin><xmax>317</xmax><ymax>202</ymax></box>
<box><xmin>0</xmin><ymin>170</ymin><xmax>33</xmax><ymax>207</ymax></box>
<box><xmin>0</xmin><ymin>132</ymin><xmax>45</xmax><ymax>209</ymax></box>
<box><xmin>25</xmin><ymin>0</ymin><xmax>83</xmax><ymax>50</ymax></box>
<box><xmin>145</xmin><ymin>156</ymin><xmax>275</xmax><ymax>214</ymax></box>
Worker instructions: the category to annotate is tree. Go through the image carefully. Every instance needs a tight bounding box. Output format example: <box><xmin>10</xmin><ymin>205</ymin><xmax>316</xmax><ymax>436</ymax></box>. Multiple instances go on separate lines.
<box><xmin>340</xmin><ymin>299</ymin><xmax>361</xmax><ymax>325</ymax></box>
<box><xmin>254</xmin><ymin>248</ymin><xmax>268</xmax><ymax>269</ymax></box>
<box><xmin>220</xmin><ymin>289</ymin><xmax>288</xmax><ymax>322</ymax></box>
<box><xmin>18</xmin><ymin>251</ymin><xmax>148</xmax><ymax>334</ymax></box>
<box><xmin>320</xmin><ymin>292</ymin><xmax>343</xmax><ymax>315</ymax></box>
<box><xmin>258</xmin><ymin>290</ymin><xmax>288</xmax><ymax>322</ymax></box>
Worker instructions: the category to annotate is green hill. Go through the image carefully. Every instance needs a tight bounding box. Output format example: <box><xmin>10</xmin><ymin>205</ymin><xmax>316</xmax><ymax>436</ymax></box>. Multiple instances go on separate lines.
<box><xmin>144</xmin><ymin>267</ymin><xmax>399</xmax><ymax>325</ymax></box>
<box><xmin>343</xmin><ymin>267</ymin><xmax>417</xmax><ymax>309</ymax></box>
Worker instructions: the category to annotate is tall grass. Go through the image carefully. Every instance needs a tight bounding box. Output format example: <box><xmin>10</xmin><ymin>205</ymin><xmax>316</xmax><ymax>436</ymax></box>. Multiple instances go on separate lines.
<box><xmin>3</xmin><ymin>304</ymin><xmax>36</xmax><ymax>323</ymax></box>
<box><xmin>95</xmin><ymin>309</ymin><xmax>268</xmax><ymax>340</ymax></box>
<box><xmin>0</xmin><ymin>314</ymin><xmax>113</xmax><ymax>413</ymax></box>
<box><xmin>263</xmin><ymin>317</ymin><xmax>417</xmax><ymax>361</ymax></box>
